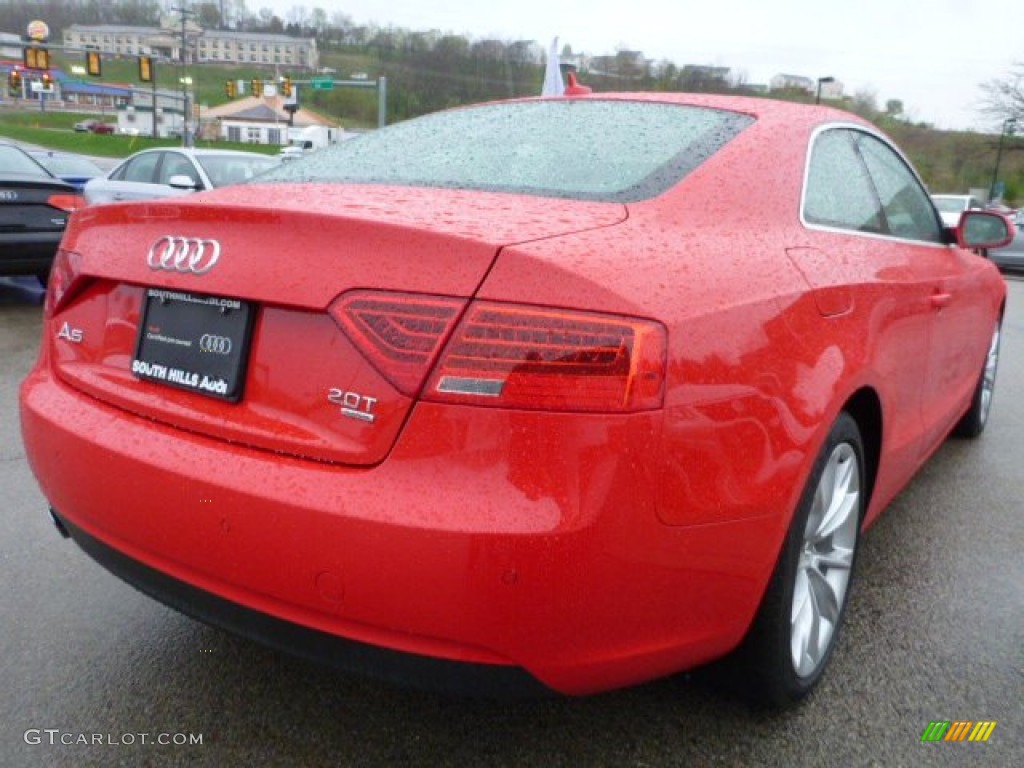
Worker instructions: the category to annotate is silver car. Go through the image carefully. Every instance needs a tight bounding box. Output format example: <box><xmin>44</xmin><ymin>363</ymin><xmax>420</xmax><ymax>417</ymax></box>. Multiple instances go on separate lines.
<box><xmin>83</xmin><ymin>148</ymin><xmax>279</xmax><ymax>205</ymax></box>
<box><xmin>989</xmin><ymin>209</ymin><xmax>1024</xmax><ymax>271</ymax></box>
<box><xmin>930</xmin><ymin>193</ymin><xmax>985</xmax><ymax>228</ymax></box>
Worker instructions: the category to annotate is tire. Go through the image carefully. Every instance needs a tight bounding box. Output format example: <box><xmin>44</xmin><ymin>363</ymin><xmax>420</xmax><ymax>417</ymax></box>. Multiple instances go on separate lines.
<box><xmin>742</xmin><ymin>412</ymin><xmax>864</xmax><ymax>707</ymax></box>
<box><xmin>953</xmin><ymin>319</ymin><xmax>1001</xmax><ymax>439</ymax></box>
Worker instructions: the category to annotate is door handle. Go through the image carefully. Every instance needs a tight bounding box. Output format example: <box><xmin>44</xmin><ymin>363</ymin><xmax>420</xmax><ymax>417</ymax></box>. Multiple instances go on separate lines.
<box><xmin>930</xmin><ymin>292</ymin><xmax>953</xmax><ymax>309</ymax></box>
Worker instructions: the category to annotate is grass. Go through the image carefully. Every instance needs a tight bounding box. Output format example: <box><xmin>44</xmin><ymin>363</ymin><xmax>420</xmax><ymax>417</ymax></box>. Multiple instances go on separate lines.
<box><xmin>0</xmin><ymin>109</ymin><xmax>283</xmax><ymax>157</ymax></box>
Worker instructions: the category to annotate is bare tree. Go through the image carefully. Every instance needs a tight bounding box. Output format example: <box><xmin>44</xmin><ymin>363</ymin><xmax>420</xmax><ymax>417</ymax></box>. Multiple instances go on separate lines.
<box><xmin>979</xmin><ymin>63</ymin><xmax>1024</xmax><ymax>126</ymax></box>
<box><xmin>195</xmin><ymin>2</ymin><xmax>222</xmax><ymax>29</ymax></box>
<box><xmin>286</xmin><ymin>4</ymin><xmax>309</xmax><ymax>32</ymax></box>
<box><xmin>849</xmin><ymin>88</ymin><xmax>879</xmax><ymax>119</ymax></box>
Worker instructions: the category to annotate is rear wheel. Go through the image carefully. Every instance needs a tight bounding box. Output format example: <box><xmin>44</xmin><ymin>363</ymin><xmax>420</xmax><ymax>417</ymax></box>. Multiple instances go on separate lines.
<box><xmin>953</xmin><ymin>320</ymin><xmax>1001</xmax><ymax>439</ymax></box>
<box><xmin>743</xmin><ymin>412</ymin><xmax>864</xmax><ymax>706</ymax></box>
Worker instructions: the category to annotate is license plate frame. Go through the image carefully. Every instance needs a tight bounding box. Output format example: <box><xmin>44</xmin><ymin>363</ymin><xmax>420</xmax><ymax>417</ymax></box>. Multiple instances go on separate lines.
<box><xmin>132</xmin><ymin>288</ymin><xmax>255</xmax><ymax>402</ymax></box>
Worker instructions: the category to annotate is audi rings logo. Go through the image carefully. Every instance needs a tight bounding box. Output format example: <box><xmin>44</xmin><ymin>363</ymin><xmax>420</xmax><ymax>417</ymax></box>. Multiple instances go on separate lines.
<box><xmin>200</xmin><ymin>334</ymin><xmax>232</xmax><ymax>355</ymax></box>
<box><xmin>147</xmin><ymin>236</ymin><xmax>221</xmax><ymax>275</ymax></box>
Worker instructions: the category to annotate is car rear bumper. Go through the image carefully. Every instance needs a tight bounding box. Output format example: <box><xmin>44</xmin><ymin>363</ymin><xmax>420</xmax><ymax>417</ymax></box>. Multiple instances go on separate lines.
<box><xmin>53</xmin><ymin>508</ymin><xmax>549</xmax><ymax>697</ymax></box>
<box><xmin>20</xmin><ymin>367</ymin><xmax>777</xmax><ymax>695</ymax></box>
<box><xmin>0</xmin><ymin>232</ymin><xmax>62</xmax><ymax>275</ymax></box>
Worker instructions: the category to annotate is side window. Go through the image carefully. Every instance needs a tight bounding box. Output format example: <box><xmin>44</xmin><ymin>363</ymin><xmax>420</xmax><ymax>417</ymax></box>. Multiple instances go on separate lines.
<box><xmin>803</xmin><ymin>129</ymin><xmax>883</xmax><ymax>233</ymax></box>
<box><xmin>855</xmin><ymin>133</ymin><xmax>943</xmax><ymax>243</ymax></box>
<box><xmin>158</xmin><ymin>153</ymin><xmax>199</xmax><ymax>185</ymax></box>
<box><xmin>120</xmin><ymin>153</ymin><xmax>160</xmax><ymax>184</ymax></box>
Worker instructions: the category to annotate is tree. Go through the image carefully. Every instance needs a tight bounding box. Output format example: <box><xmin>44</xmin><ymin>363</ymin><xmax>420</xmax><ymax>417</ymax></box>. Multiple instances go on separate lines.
<box><xmin>310</xmin><ymin>7</ymin><xmax>328</xmax><ymax>39</ymax></box>
<box><xmin>848</xmin><ymin>88</ymin><xmax>879</xmax><ymax>120</ymax></box>
<box><xmin>979</xmin><ymin>62</ymin><xmax>1024</xmax><ymax>127</ymax></box>
<box><xmin>195</xmin><ymin>2</ymin><xmax>222</xmax><ymax>30</ymax></box>
<box><xmin>286</xmin><ymin>4</ymin><xmax>310</xmax><ymax>33</ymax></box>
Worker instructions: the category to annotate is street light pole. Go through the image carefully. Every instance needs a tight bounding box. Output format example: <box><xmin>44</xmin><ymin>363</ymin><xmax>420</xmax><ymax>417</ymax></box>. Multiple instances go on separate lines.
<box><xmin>815</xmin><ymin>76</ymin><xmax>835</xmax><ymax>105</ymax></box>
<box><xmin>173</xmin><ymin>5</ymin><xmax>194</xmax><ymax>147</ymax></box>
<box><xmin>989</xmin><ymin>117</ymin><xmax>1017</xmax><ymax>202</ymax></box>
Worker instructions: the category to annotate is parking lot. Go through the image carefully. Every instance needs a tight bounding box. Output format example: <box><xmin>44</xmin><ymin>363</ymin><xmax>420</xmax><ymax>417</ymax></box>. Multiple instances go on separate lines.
<box><xmin>1</xmin><ymin>275</ymin><xmax>1021</xmax><ymax>768</ymax></box>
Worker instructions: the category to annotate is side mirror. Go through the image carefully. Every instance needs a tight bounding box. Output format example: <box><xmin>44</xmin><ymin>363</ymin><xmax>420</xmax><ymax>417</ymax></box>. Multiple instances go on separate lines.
<box><xmin>956</xmin><ymin>210</ymin><xmax>1014</xmax><ymax>249</ymax></box>
<box><xmin>168</xmin><ymin>174</ymin><xmax>199</xmax><ymax>190</ymax></box>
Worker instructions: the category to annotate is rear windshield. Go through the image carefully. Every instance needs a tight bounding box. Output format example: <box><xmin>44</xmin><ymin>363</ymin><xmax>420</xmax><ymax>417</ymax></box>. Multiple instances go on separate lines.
<box><xmin>257</xmin><ymin>100</ymin><xmax>754</xmax><ymax>202</ymax></box>
<box><xmin>0</xmin><ymin>145</ymin><xmax>51</xmax><ymax>178</ymax></box>
<box><xmin>34</xmin><ymin>153</ymin><xmax>103</xmax><ymax>177</ymax></box>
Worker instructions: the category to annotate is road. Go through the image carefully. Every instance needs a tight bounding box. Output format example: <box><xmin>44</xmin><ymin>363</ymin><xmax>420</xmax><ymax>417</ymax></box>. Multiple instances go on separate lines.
<box><xmin>1</xmin><ymin>276</ymin><xmax>1021</xmax><ymax>768</ymax></box>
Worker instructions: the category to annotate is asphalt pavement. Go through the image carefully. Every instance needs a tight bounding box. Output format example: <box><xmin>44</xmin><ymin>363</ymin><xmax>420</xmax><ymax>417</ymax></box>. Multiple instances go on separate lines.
<box><xmin>0</xmin><ymin>276</ymin><xmax>1021</xmax><ymax>768</ymax></box>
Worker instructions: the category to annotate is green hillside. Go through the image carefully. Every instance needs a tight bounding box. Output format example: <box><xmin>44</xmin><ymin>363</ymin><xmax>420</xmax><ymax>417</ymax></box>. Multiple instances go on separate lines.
<box><xmin>3</xmin><ymin>43</ymin><xmax>1021</xmax><ymax>199</ymax></box>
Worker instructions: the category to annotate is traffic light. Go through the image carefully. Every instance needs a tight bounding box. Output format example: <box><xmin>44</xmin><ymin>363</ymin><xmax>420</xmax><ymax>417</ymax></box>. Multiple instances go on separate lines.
<box><xmin>40</xmin><ymin>72</ymin><xmax>52</xmax><ymax>90</ymax></box>
<box><xmin>138</xmin><ymin>55</ymin><xmax>153</xmax><ymax>83</ymax></box>
<box><xmin>23</xmin><ymin>46</ymin><xmax>49</xmax><ymax>70</ymax></box>
<box><xmin>7</xmin><ymin>68</ymin><xmax>21</xmax><ymax>93</ymax></box>
<box><xmin>225</xmin><ymin>79</ymin><xmax>236</xmax><ymax>98</ymax></box>
<box><xmin>86</xmin><ymin>50</ymin><xmax>102</xmax><ymax>77</ymax></box>
<box><xmin>280</xmin><ymin>76</ymin><xmax>292</xmax><ymax>97</ymax></box>
<box><xmin>251</xmin><ymin>79</ymin><xmax>263</xmax><ymax>97</ymax></box>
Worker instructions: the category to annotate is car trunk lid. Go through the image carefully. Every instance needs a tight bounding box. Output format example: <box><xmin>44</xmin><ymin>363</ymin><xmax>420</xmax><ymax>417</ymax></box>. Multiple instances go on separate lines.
<box><xmin>48</xmin><ymin>184</ymin><xmax>626</xmax><ymax>466</ymax></box>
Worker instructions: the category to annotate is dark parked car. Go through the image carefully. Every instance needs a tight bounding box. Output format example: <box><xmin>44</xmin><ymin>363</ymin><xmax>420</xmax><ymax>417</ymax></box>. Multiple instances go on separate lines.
<box><xmin>28</xmin><ymin>150</ymin><xmax>105</xmax><ymax>193</ymax></box>
<box><xmin>0</xmin><ymin>142</ymin><xmax>85</xmax><ymax>283</ymax></box>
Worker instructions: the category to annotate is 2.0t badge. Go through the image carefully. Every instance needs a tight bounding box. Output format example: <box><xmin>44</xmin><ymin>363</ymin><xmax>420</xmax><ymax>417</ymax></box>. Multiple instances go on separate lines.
<box><xmin>328</xmin><ymin>388</ymin><xmax>378</xmax><ymax>423</ymax></box>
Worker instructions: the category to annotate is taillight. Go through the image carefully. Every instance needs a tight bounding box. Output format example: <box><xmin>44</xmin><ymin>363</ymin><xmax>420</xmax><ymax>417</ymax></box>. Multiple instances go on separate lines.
<box><xmin>47</xmin><ymin>194</ymin><xmax>86</xmax><ymax>212</ymax></box>
<box><xmin>44</xmin><ymin>248</ymin><xmax>87</xmax><ymax>317</ymax></box>
<box><xmin>329</xmin><ymin>291</ymin><xmax>469</xmax><ymax>395</ymax></box>
<box><xmin>425</xmin><ymin>302</ymin><xmax>666</xmax><ymax>412</ymax></box>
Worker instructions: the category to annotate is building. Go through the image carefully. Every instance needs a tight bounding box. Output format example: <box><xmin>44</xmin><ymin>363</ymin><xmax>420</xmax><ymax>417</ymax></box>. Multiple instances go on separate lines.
<box><xmin>62</xmin><ymin>24</ymin><xmax>318</xmax><ymax>71</ymax></box>
<box><xmin>769</xmin><ymin>73</ymin><xmax>816</xmax><ymax>93</ymax></box>
<box><xmin>768</xmin><ymin>74</ymin><xmax>844</xmax><ymax>100</ymax></box>
<box><xmin>63</xmin><ymin>24</ymin><xmax>165</xmax><ymax>58</ymax></box>
<box><xmin>0</xmin><ymin>32</ymin><xmax>21</xmax><ymax>59</ymax></box>
<box><xmin>199</xmin><ymin>93</ymin><xmax>339</xmax><ymax>146</ymax></box>
<box><xmin>116</xmin><ymin>88</ymin><xmax>188</xmax><ymax>138</ymax></box>
<box><xmin>59</xmin><ymin>77</ymin><xmax>133</xmax><ymax>112</ymax></box>
<box><xmin>195</xmin><ymin>31</ymin><xmax>318</xmax><ymax>70</ymax></box>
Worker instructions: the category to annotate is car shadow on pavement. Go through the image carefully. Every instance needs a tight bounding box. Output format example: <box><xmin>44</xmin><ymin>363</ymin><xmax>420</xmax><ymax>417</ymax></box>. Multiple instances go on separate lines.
<box><xmin>0</xmin><ymin>277</ymin><xmax>45</xmax><ymax>306</ymax></box>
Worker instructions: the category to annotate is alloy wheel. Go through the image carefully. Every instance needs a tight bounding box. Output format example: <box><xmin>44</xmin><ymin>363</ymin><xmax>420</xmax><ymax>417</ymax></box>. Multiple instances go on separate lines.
<box><xmin>790</xmin><ymin>442</ymin><xmax>860</xmax><ymax>678</ymax></box>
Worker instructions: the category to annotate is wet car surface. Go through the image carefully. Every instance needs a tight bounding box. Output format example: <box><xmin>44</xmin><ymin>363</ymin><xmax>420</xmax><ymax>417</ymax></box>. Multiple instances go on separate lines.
<box><xmin>1</xmin><ymin>277</ymin><xmax>1021</xmax><ymax>765</ymax></box>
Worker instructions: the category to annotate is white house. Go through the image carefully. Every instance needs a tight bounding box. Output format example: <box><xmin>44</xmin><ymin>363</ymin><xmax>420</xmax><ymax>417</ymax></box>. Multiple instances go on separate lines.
<box><xmin>199</xmin><ymin>93</ymin><xmax>339</xmax><ymax>146</ymax></box>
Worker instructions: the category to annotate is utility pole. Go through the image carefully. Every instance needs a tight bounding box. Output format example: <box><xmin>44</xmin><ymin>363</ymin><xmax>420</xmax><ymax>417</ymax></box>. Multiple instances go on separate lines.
<box><xmin>990</xmin><ymin>118</ymin><xmax>1017</xmax><ymax>202</ymax></box>
<box><xmin>172</xmin><ymin>4</ymin><xmax>194</xmax><ymax>147</ymax></box>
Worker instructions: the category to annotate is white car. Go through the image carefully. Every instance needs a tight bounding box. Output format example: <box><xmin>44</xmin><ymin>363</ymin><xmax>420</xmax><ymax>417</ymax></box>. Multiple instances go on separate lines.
<box><xmin>83</xmin><ymin>148</ymin><xmax>279</xmax><ymax>205</ymax></box>
<box><xmin>931</xmin><ymin>194</ymin><xmax>985</xmax><ymax>228</ymax></box>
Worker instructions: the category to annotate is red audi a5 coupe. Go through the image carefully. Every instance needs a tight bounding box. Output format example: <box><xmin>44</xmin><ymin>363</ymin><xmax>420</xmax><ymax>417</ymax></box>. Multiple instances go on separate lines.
<box><xmin>20</xmin><ymin>93</ymin><xmax>1010</xmax><ymax>705</ymax></box>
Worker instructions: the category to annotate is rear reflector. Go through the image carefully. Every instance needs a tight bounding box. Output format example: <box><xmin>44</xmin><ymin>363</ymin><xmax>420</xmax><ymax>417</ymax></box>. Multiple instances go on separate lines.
<box><xmin>425</xmin><ymin>302</ymin><xmax>666</xmax><ymax>412</ymax></box>
<box><xmin>329</xmin><ymin>291</ymin><xmax>468</xmax><ymax>395</ymax></box>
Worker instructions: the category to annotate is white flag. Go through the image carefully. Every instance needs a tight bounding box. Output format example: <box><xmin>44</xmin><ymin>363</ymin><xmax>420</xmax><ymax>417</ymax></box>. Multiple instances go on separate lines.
<box><xmin>541</xmin><ymin>37</ymin><xmax>564</xmax><ymax>97</ymax></box>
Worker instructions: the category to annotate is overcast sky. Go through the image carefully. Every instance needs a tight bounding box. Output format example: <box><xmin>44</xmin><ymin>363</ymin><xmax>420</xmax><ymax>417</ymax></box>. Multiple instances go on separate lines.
<box><xmin>259</xmin><ymin>0</ymin><xmax>1018</xmax><ymax>131</ymax></box>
